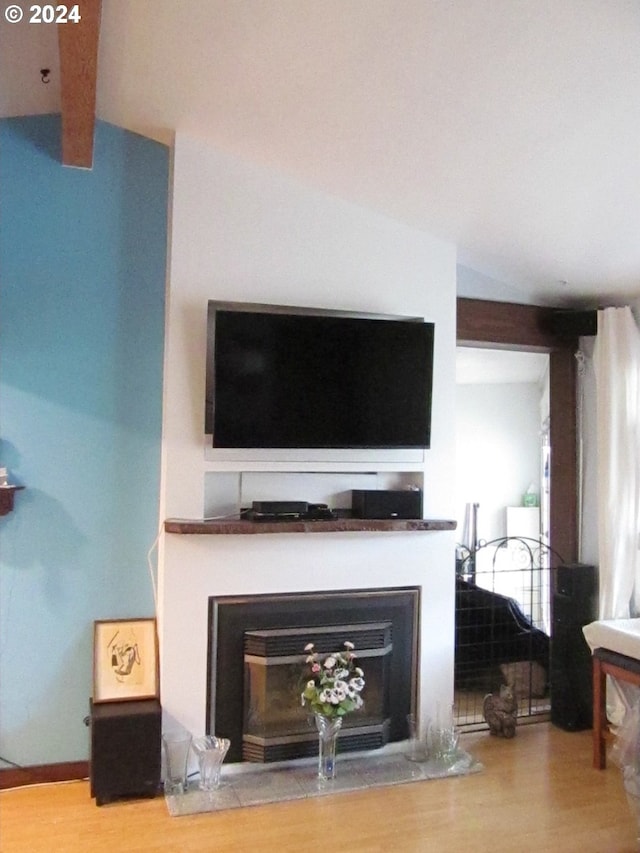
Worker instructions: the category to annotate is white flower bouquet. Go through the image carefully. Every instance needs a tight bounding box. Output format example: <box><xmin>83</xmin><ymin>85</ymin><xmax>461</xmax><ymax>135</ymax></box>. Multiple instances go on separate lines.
<box><xmin>301</xmin><ymin>641</ymin><xmax>365</xmax><ymax>718</ymax></box>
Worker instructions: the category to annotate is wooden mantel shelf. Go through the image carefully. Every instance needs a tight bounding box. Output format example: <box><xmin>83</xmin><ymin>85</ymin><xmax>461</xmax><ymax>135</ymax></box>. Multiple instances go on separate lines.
<box><xmin>164</xmin><ymin>517</ymin><xmax>456</xmax><ymax>535</ymax></box>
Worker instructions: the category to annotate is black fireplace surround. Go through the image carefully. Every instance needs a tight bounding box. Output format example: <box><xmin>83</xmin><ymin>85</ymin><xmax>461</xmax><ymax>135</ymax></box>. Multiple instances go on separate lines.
<box><xmin>207</xmin><ymin>587</ymin><xmax>420</xmax><ymax>763</ymax></box>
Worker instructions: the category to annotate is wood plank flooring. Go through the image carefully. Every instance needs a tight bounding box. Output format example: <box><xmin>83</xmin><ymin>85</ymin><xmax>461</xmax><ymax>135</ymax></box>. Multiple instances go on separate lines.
<box><xmin>0</xmin><ymin>723</ymin><xmax>637</xmax><ymax>852</ymax></box>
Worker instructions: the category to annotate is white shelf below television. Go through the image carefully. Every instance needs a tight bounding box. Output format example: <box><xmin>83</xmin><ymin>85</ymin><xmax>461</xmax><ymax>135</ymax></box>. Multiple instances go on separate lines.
<box><xmin>202</xmin><ymin>463</ymin><xmax>425</xmax><ymax>522</ymax></box>
<box><xmin>203</xmin><ymin>459</ymin><xmax>427</xmax><ymax>474</ymax></box>
<box><xmin>203</xmin><ymin>441</ymin><xmax>427</xmax><ymax>473</ymax></box>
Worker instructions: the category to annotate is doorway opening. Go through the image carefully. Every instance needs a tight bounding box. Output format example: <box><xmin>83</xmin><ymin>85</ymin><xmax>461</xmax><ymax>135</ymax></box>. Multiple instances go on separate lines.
<box><xmin>455</xmin><ymin>297</ymin><xmax>579</xmax><ymax>731</ymax></box>
<box><xmin>454</xmin><ymin>346</ymin><xmax>552</xmax><ymax>727</ymax></box>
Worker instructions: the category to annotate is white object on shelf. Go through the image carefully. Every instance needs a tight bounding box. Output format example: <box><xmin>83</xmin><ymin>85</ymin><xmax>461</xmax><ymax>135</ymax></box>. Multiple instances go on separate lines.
<box><xmin>506</xmin><ymin>506</ymin><xmax>540</xmax><ymax>541</ymax></box>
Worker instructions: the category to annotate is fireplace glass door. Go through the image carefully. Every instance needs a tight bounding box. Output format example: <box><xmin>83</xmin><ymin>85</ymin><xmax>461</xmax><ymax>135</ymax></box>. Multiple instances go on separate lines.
<box><xmin>243</xmin><ymin>623</ymin><xmax>392</xmax><ymax>762</ymax></box>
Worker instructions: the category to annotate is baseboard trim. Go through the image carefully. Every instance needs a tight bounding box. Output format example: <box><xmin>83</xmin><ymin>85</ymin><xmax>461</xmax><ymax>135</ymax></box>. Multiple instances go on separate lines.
<box><xmin>0</xmin><ymin>760</ymin><xmax>89</xmax><ymax>790</ymax></box>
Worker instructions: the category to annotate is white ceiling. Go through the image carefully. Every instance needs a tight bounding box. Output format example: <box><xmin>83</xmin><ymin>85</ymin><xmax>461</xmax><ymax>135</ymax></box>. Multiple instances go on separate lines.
<box><xmin>3</xmin><ymin>0</ymin><xmax>640</xmax><ymax>307</ymax></box>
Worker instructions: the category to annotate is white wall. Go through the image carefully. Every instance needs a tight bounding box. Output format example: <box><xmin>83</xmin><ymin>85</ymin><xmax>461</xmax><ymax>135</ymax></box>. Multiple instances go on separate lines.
<box><xmin>455</xmin><ymin>382</ymin><xmax>543</xmax><ymax>543</ymax></box>
<box><xmin>157</xmin><ymin>132</ymin><xmax>458</xmax><ymax>743</ymax></box>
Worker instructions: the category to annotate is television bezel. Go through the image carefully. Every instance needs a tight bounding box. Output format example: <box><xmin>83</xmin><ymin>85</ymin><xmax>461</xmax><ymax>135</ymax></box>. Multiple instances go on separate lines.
<box><xmin>204</xmin><ymin>300</ymin><xmax>434</xmax><ymax>456</ymax></box>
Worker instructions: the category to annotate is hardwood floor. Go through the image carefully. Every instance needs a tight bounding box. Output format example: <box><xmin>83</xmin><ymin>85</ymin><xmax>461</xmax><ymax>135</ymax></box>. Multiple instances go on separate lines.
<box><xmin>0</xmin><ymin>723</ymin><xmax>637</xmax><ymax>852</ymax></box>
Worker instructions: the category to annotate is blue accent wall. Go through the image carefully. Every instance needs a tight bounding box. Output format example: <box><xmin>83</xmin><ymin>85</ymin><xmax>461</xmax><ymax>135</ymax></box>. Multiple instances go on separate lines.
<box><xmin>0</xmin><ymin>115</ymin><xmax>168</xmax><ymax>765</ymax></box>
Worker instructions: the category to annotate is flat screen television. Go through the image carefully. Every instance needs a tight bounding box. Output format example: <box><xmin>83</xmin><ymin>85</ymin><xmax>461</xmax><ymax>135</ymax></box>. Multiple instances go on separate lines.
<box><xmin>205</xmin><ymin>302</ymin><xmax>435</xmax><ymax>450</ymax></box>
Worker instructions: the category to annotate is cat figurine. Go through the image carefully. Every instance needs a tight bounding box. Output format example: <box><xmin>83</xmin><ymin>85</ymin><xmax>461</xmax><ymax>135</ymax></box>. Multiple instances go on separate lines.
<box><xmin>483</xmin><ymin>683</ymin><xmax>518</xmax><ymax>738</ymax></box>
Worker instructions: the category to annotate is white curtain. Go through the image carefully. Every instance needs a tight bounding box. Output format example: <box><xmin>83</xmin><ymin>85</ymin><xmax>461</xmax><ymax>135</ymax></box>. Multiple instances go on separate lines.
<box><xmin>593</xmin><ymin>306</ymin><xmax>640</xmax><ymax>725</ymax></box>
<box><xmin>594</xmin><ymin>306</ymin><xmax>640</xmax><ymax>620</ymax></box>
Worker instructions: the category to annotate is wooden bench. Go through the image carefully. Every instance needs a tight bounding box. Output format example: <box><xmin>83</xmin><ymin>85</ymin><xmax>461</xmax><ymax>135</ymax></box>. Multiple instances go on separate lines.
<box><xmin>592</xmin><ymin>647</ymin><xmax>640</xmax><ymax>769</ymax></box>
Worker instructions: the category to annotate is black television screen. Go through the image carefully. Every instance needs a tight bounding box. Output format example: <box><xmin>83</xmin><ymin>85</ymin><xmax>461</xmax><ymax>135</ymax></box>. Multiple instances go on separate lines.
<box><xmin>205</xmin><ymin>302</ymin><xmax>434</xmax><ymax>450</ymax></box>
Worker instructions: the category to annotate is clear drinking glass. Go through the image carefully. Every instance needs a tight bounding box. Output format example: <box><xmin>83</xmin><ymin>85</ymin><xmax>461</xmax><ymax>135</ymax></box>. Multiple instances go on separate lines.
<box><xmin>162</xmin><ymin>731</ymin><xmax>192</xmax><ymax>795</ymax></box>
<box><xmin>430</xmin><ymin>702</ymin><xmax>459</xmax><ymax>766</ymax></box>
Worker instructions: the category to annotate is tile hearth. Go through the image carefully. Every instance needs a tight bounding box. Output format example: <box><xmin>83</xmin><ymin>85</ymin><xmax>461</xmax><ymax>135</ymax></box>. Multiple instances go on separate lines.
<box><xmin>165</xmin><ymin>746</ymin><xmax>482</xmax><ymax>817</ymax></box>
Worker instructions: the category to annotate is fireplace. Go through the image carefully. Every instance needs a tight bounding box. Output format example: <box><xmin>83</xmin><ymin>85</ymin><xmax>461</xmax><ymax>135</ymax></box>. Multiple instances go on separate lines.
<box><xmin>207</xmin><ymin>587</ymin><xmax>420</xmax><ymax>763</ymax></box>
<box><xmin>243</xmin><ymin>621</ymin><xmax>392</xmax><ymax>761</ymax></box>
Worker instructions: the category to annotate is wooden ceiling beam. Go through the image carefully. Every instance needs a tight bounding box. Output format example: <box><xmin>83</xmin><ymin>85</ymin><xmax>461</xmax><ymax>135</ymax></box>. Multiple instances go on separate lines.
<box><xmin>57</xmin><ymin>0</ymin><xmax>102</xmax><ymax>168</ymax></box>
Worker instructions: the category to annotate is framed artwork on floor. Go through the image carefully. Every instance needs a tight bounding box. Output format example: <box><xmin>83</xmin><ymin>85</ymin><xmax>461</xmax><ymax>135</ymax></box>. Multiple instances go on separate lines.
<box><xmin>93</xmin><ymin>618</ymin><xmax>159</xmax><ymax>703</ymax></box>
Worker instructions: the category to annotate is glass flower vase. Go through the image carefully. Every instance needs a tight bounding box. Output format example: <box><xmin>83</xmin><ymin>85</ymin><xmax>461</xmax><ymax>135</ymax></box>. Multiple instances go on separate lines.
<box><xmin>315</xmin><ymin>713</ymin><xmax>343</xmax><ymax>781</ymax></box>
<box><xmin>192</xmin><ymin>736</ymin><xmax>230</xmax><ymax>790</ymax></box>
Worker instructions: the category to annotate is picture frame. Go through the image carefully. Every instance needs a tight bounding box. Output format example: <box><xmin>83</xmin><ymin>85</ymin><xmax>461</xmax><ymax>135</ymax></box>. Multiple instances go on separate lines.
<box><xmin>93</xmin><ymin>618</ymin><xmax>159</xmax><ymax>703</ymax></box>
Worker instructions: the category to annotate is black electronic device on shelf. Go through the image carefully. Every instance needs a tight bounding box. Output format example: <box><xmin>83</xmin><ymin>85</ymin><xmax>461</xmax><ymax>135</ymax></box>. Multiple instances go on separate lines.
<box><xmin>252</xmin><ymin>500</ymin><xmax>309</xmax><ymax>515</ymax></box>
<box><xmin>247</xmin><ymin>501</ymin><xmax>336</xmax><ymax>522</ymax></box>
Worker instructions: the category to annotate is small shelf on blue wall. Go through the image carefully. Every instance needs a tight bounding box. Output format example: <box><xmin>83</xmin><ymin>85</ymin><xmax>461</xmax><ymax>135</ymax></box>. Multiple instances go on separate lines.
<box><xmin>0</xmin><ymin>486</ymin><xmax>25</xmax><ymax>516</ymax></box>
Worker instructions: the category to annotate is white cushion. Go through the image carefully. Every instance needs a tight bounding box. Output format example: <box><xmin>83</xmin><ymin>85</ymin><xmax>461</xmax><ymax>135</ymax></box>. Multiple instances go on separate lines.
<box><xmin>583</xmin><ymin>618</ymin><xmax>640</xmax><ymax>660</ymax></box>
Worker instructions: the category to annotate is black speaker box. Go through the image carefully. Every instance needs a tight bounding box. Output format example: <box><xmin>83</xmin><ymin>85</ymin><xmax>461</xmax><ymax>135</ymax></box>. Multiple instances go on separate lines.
<box><xmin>549</xmin><ymin>309</ymin><xmax>598</xmax><ymax>338</ymax></box>
<box><xmin>550</xmin><ymin>564</ymin><xmax>598</xmax><ymax>731</ymax></box>
<box><xmin>351</xmin><ymin>489</ymin><xmax>423</xmax><ymax>520</ymax></box>
<box><xmin>555</xmin><ymin>562</ymin><xmax>598</xmax><ymax>599</ymax></box>
<box><xmin>90</xmin><ymin>698</ymin><xmax>161</xmax><ymax>805</ymax></box>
